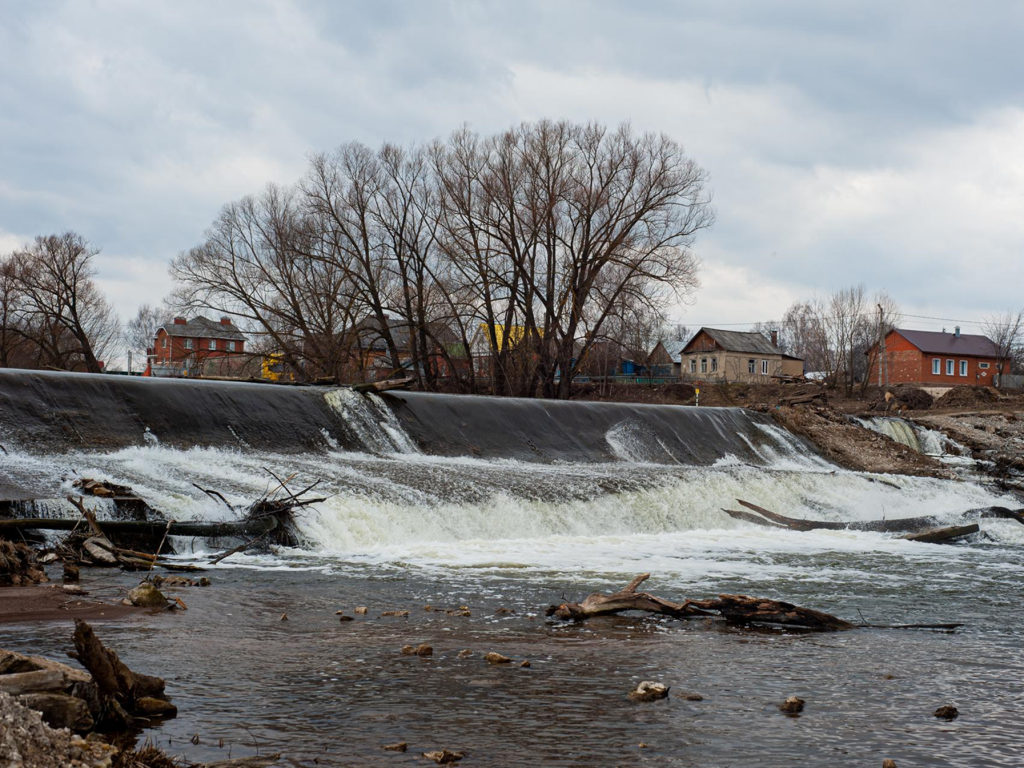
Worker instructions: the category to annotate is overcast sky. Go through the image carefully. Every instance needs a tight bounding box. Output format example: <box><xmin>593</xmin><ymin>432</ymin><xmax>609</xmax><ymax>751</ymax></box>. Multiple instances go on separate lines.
<box><xmin>2</xmin><ymin>1</ymin><xmax>1022</xmax><ymax>335</ymax></box>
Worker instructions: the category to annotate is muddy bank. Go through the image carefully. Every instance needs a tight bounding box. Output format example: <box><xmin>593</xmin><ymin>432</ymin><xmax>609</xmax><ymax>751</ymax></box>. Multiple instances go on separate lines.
<box><xmin>769</xmin><ymin>406</ymin><xmax>957</xmax><ymax>479</ymax></box>
<box><xmin>0</xmin><ymin>585</ymin><xmax>138</xmax><ymax>625</ymax></box>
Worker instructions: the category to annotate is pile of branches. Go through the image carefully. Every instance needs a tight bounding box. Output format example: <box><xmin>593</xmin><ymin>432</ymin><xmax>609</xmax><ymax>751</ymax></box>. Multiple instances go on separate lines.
<box><xmin>0</xmin><ymin>539</ymin><xmax>49</xmax><ymax>586</ymax></box>
<box><xmin>193</xmin><ymin>469</ymin><xmax>327</xmax><ymax>563</ymax></box>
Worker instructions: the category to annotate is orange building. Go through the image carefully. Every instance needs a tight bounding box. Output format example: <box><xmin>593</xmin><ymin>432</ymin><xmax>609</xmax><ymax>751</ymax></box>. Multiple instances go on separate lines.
<box><xmin>868</xmin><ymin>328</ymin><xmax>1000</xmax><ymax>387</ymax></box>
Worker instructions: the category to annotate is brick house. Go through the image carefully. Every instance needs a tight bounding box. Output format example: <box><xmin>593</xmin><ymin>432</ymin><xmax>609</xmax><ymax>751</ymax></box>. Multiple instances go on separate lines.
<box><xmin>680</xmin><ymin>328</ymin><xmax>804</xmax><ymax>383</ymax></box>
<box><xmin>867</xmin><ymin>328</ymin><xmax>1000</xmax><ymax>387</ymax></box>
<box><xmin>146</xmin><ymin>316</ymin><xmax>247</xmax><ymax>377</ymax></box>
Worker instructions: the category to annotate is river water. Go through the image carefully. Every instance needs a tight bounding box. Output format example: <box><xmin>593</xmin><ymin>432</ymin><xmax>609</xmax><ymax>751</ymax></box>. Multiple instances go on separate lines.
<box><xmin>1</xmin><ymin>379</ymin><xmax>1023</xmax><ymax>766</ymax></box>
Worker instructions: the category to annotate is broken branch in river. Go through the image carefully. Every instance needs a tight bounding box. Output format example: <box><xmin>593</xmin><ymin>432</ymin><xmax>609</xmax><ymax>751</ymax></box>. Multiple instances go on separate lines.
<box><xmin>722</xmin><ymin>499</ymin><xmax>1024</xmax><ymax>536</ymax></box>
<box><xmin>546</xmin><ymin>574</ymin><xmax>960</xmax><ymax>632</ymax></box>
<box><xmin>546</xmin><ymin>573</ymin><xmax>853</xmax><ymax>631</ymax></box>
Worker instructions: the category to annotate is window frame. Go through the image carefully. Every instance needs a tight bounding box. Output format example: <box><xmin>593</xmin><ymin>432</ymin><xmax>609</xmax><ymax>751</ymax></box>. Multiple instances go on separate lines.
<box><xmin>946</xmin><ymin>359</ymin><xmax>954</xmax><ymax>376</ymax></box>
<box><xmin>184</xmin><ymin>338</ymin><xmax>193</xmax><ymax>351</ymax></box>
<box><xmin>710</xmin><ymin>357</ymin><xmax>718</xmax><ymax>373</ymax></box>
<box><xmin>748</xmin><ymin>359</ymin><xmax>756</xmax><ymax>374</ymax></box>
<box><xmin>689</xmin><ymin>358</ymin><xmax>696</xmax><ymax>373</ymax></box>
<box><xmin>228</xmin><ymin>341</ymin><xmax>237</xmax><ymax>352</ymax></box>
<box><xmin>979</xmin><ymin>362</ymin><xmax>990</xmax><ymax>370</ymax></box>
<box><xmin>761</xmin><ymin>359</ymin><xmax>769</xmax><ymax>375</ymax></box>
<box><xmin>209</xmin><ymin>339</ymin><xmax>217</xmax><ymax>351</ymax></box>
<box><xmin>932</xmin><ymin>358</ymin><xmax>940</xmax><ymax>375</ymax></box>
<box><xmin>700</xmin><ymin>358</ymin><xmax>707</xmax><ymax>373</ymax></box>
<box><xmin>959</xmin><ymin>360</ymin><xmax>968</xmax><ymax>377</ymax></box>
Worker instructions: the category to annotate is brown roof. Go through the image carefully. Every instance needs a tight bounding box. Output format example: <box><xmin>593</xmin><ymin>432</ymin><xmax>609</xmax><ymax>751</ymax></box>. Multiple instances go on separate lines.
<box><xmin>683</xmin><ymin>327</ymin><xmax>799</xmax><ymax>358</ymax></box>
<box><xmin>159</xmin><ymin>316</ymin><xmax>246</xmax><ymax>342</ymax></box>
<box><xmin>894</xmin><ymin>329</ymin><xmax>998</xmax><ymax>357</ymax></box>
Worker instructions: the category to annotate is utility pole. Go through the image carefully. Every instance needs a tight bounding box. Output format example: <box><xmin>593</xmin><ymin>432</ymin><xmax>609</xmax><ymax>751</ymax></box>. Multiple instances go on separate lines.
<box><xmin>876</xmin><ymin>303</ymin><xmax>888</xmax><ymax>389</ymax></box>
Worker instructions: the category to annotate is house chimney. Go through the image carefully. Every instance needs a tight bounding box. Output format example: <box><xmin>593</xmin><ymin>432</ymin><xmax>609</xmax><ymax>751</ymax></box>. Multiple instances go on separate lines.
<box><xmin>173</xmin><ymin>317</ymin><xmax>187</xmax><ymax>325</ymax></box>
<box><xmin>220</xmin><ymin>316</ymin><xmax>231</xmax><ymax>326</ymax></box>
<box><xmin>955</xmin><ymin>326</ymin><xmax>960</xmax><ymax>338</ymax></box>
<box><xmin>770</xmin><ymin>329</ymin><xmax>779</xmax><ymax>347</ymax></box>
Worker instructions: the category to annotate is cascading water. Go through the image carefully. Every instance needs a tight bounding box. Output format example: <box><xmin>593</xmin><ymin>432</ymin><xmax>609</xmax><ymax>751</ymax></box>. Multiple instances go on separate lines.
<box><xmin>855</xmin><ymin>416</ymin><xmax>972</xmax><ymax>462</ymax></box>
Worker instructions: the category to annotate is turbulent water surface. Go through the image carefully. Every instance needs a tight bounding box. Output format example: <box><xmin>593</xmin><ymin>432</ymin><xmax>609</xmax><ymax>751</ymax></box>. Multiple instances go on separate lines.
<box><xmin>1</xmin><ymin>374</ymin><xmax>1022</xmax><ymax>767</ymax></box>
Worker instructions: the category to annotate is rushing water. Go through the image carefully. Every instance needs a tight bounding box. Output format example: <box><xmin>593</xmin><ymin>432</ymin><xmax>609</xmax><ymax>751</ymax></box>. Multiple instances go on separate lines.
<box><xmin>1</xmin><ymin>375</ymin><xmax>1023</xmax><ymax>766</ymax></box>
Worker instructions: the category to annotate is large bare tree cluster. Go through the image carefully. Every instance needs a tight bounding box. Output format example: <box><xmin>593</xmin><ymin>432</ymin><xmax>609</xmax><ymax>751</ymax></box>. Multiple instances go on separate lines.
<box><xmin>0</xmin><ymin>232</ymin><xmax>120</xmax><ymax>373</ymax></box>
<box><xmin>170</xmin><ymin>121</ymin><xmax>713</xmax><ymax>396</ymax></box>
<box><xmin>762</xmin><ymin>285</ymin><xmax>902</xmax><ymax>395</ymax></box>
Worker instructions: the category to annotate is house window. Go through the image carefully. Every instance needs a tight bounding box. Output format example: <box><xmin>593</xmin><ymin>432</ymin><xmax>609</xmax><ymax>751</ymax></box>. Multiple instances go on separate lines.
<box><xmin>979</xmin><ymin>362</ymin><xmax>990</xmax><ymax>369</ymax></box>
<box><xmin>711</xmin><ymin>357</ymin><xmax>718</xmax><ymax>373</ymax></box>
<box><xmin>209</xmin><ymin>339</ymin><xmax>217</xmax><ymax>351</ymax></box>
<box><xmin>161</xmin><ymin>336</ymin><xmax>167</xmax><ymax>349</ymax></box>
<box><xmin>932</xmin><ymin>358</ymin><xmax>940</xmax><ymax>375</ymax></box>
<box><xmin>700</xmin><ymin>358</ymin><xmax>707</xmax><ymax>373</ymax></box>
<box><xmin>184</xmin><ymin>339</ymin><xmax>193</xmax><ymax>350</ymax></box>
<box><xmin>748</xmin><ymin>359</ymin><xmax>756</xmax><ymax>374</ymax></box>
<box><xmin>690</xmin><ymin>358</ymin><xmax>696</xmax><ymax>373</ymax></box>
<box><xmin>228</xmin><ymin>341</ymin><xmax>236</xmax><ymax>352</ymax></box>
<box><xmin>959</xmin><ymin>360</ymin><xmax>968</xmax><ymax>377</ymax></box>
<box><xmin>946</xmin><ymin>359</ymin><xmax>954</xmax><ymax>376</ymax></box>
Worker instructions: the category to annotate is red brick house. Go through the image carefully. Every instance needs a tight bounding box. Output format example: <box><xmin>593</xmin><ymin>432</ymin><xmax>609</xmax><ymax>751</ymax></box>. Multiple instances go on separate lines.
<box><xmin>868</xmin><ymin>328</ymin><xmax>1000</xmax><ymax>387</ymax></box>
<box><xmin>145</xmin><ymin>316</ymin><xmax>247</xmax><ymax>377</ymax></box>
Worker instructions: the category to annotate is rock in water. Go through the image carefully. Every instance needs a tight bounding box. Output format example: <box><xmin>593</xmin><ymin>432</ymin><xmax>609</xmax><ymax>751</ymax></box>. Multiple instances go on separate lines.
<box><xmin>135</xmin><ymin>696</ymin><xmax>178</xmax><ymax>718</ymax></box>
<box><xmin>383</xmin><ymin>742</ymin><xmax>408</xmax><ymax>752</ymax></box>
<box><xmin>882</xmin><ymin>760</ymin><xmax>898</xmax><ymax>768</ymax></box>
<box><xmin>422</xmin><ymin>749</ymin><xmax>465</xmax><ymax>764</ymax></box>
<box><xmin>934</xmin><ymin>704</ymin><xmax>959</xmax><ymax>720</ymax></box>
<box><xmin>126</xmin><ymin>581</ymin><xmax>169</xmax><ymax>608</ymax></box>
<box><xmin>457</xmin><ymin>650</ymin><xmax>473</xmax><ymax>658</ymax></box>
<box><xmin>484</xmin><ymin>652</ymin><xmax>512</xmax><ymax>664</ymax></box>
<box><xmin>780</xmin><ymin>696</ymin><xmax>805</xmax><ymax>714</ymax></box>
<box><xmin>629</xmin><ymin>681</ymin><xmax>670</xmax><ymax>702</ymax></box>
<box><xmin>16</xmin><ymin>692</ymin><xmax>94</xmax><ymax>732</ymax></box>
<box><xmin>63</xmin><ymin>562</ymin><xmax>80</xmax><ymax>582</ymax></box>
<box><xmin>82</xmin><ymin>538</ymin><xmax>118</xmax><ymax>566</ymax></box>
<box><xmin>354</xmin><ymin>606</ymin><xmax>368</xmax><ymax>614</ymax></box>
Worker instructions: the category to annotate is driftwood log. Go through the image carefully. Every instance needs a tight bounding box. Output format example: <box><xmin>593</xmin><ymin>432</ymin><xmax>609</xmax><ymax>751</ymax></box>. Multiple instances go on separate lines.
<box><xmin>70</xmin><ymin>619</ymin><xmax>174</xmax><ymax>727</ymax></box>
<box><xmin>723</xmin><ymin>500</ymin><xmax>1024</xmax><ymax>534</ymax></box>
<box><xmin>546</xmin><ymin>574</ymin><xmax>854</xmax><ymax>631</ymax></box>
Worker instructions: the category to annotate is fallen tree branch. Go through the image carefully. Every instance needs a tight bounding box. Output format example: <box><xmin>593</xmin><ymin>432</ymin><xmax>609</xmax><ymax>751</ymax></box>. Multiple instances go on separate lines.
<box><xmin>546</xmin><ymin>574</ymin><xmax>854</xmax><ymax>631</ymax></box>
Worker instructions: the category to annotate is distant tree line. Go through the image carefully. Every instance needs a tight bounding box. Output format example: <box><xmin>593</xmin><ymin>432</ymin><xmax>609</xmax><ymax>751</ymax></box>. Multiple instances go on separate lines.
<box><xmin>169</xmin><ymin>120</ymin><xmax>713</xmax><ymax>397</ymax></box>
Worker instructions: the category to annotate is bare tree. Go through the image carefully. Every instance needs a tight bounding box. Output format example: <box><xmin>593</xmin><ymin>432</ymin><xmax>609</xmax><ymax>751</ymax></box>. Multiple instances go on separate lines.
<box><xmin>9</xmin><ymin>233</ymin><xmax>119</xmax><ymax>373</ymax></box>
<box><xmin>125</xmin><ymin>302</ymin><xmax>171</xmax><ymax>372</ymax></box>
<box><xmin>982</xmin><ymin>309</ymin><xmax>1024</xmax><ymax>387</ymax></box>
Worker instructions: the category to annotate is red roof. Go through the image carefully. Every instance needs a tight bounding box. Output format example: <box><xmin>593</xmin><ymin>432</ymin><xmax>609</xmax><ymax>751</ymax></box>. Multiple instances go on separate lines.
<box><xmin>894</xmin><ymin>329</ymin><xmax>998</xmax><ymax>357</ymax></box>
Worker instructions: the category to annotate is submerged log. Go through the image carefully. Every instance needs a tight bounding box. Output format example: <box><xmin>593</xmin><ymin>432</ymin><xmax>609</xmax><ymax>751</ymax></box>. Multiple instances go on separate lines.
<box><xmin>723</xmin><ymin>500</ymin><xmax>1024</xmax><ymax>535</ymax></box>
<box><xmin>546</xmin><ymin>574</ymin><xmax>852</xmax><ymax>631</ymax></box>
<box><xmin>0</xmin><ymin>516</ymin><xmax>278</xmax><ymax>538</ymax></box>
<box><xmin>901</xmin><ymin>524</ymin><xmax>979</xmax><ymax>543</ymax></box>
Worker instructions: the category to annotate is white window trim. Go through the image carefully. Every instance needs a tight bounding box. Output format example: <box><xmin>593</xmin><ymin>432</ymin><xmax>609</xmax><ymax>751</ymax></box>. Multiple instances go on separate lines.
<box><xmin>932</xmin><ymin>358</ymin><xmax>940</xmax><ymax>375</ymax></box>
<box><xmin>184</xmin><ymin>338</ymin><xmax>193</xmax><ymax>350</ymax></box>
<box><xmin>209</xmin><ymin>339</ymin><xmax>217</xmax><ymax>351</ymax></box>
<box><xmin>946</xmin><ymin>359</ymin><xmax>954</xmax><ymax>376</ymax></box>
<box><xmin>711</xmin><ymin>357</ymin><xmax>718</xmax><ymax>373</ymax></box>
<box><xmin>979</xmin><ymin>362</ymin><xmax>990</xmax><ymax>369</ymax></box>
<box><xmin>228</xmin><ymin>341</ymin><xmax>237</xmax><ymax>352</ymax></box>
<box><xmin>959</xmin><ymin>360</ymin><xmax>968</xmax><ymax>377</ymax></box>
<box><xmin>761</xmin><ymin>359</ymin><xmax>769</xmax><ymax>375</ymax></box>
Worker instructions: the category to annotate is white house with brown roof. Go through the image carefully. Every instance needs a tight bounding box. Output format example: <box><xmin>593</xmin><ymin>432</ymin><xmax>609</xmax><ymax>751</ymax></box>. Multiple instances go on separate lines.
<box><xmin>680</xmin><ymin>328</ymin><xmax>803</xmax><ymax>382</ymax></box>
